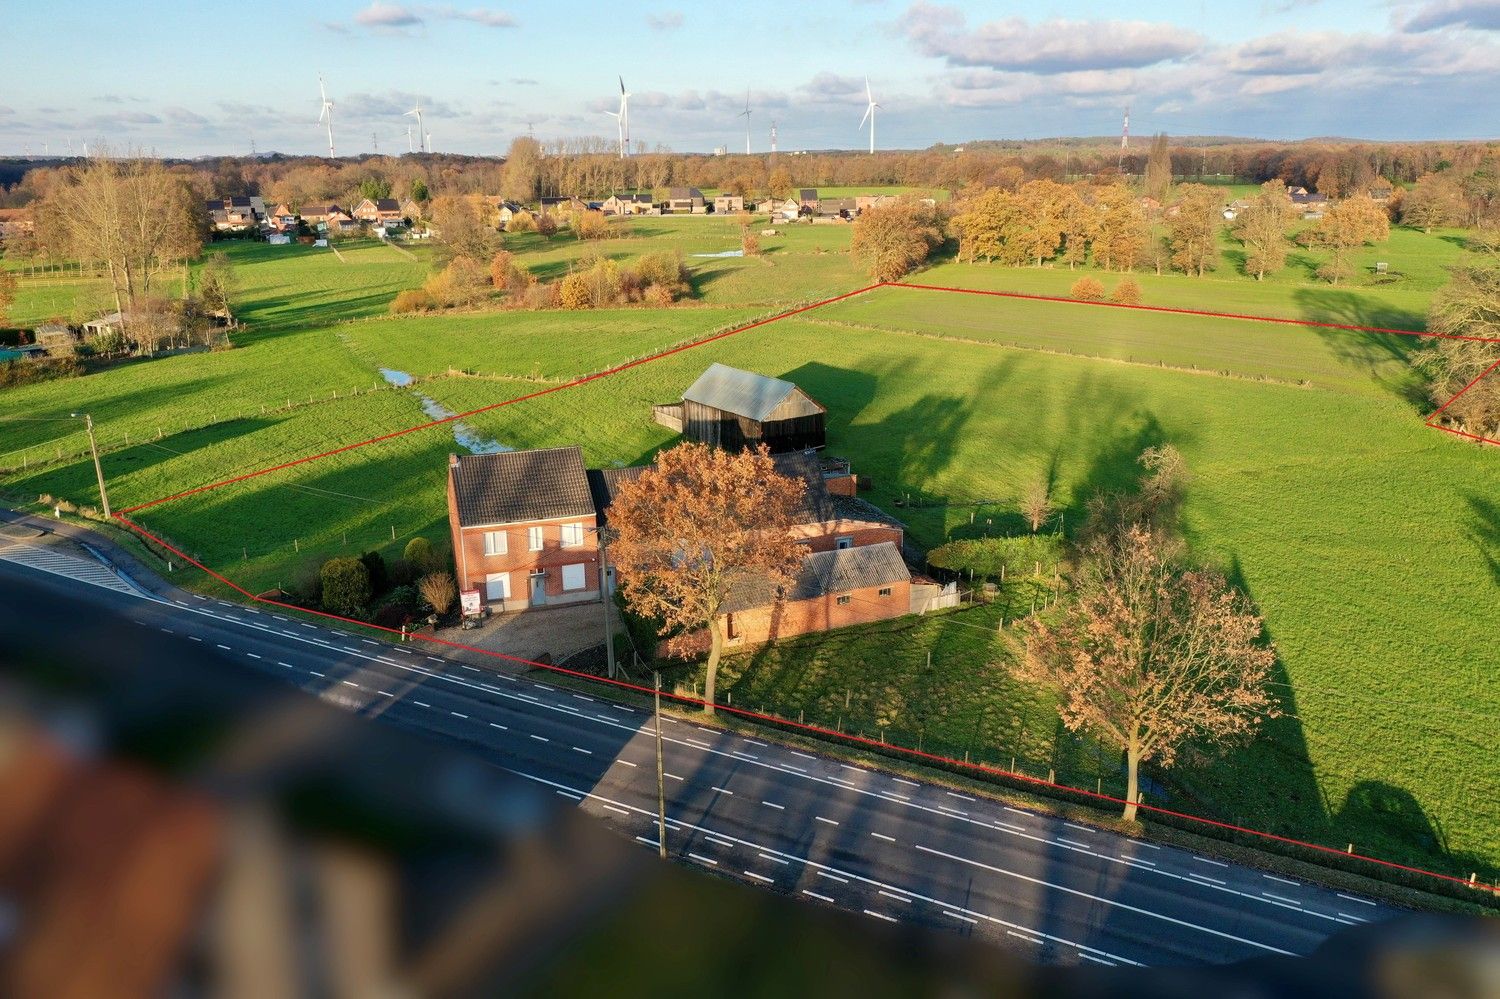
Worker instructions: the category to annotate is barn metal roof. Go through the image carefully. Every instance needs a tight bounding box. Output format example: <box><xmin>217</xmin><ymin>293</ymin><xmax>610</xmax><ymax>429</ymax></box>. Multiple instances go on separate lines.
<box><xmin>682</xmin><ymin>363</ymin><xmax>822</xmax><ymax>423</ymax></box>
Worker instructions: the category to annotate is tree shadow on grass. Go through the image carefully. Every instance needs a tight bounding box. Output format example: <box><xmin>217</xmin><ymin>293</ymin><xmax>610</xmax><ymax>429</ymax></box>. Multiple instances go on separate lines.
<box><xmin>1292</xmin><ymin>287</ymin><xmax>1430</xmax><ymax>407</ymax></box>
<box><xmin>1467</xmin><ymin>492</ymin><xmax>1500</xmax><ymax>588</ymax></box>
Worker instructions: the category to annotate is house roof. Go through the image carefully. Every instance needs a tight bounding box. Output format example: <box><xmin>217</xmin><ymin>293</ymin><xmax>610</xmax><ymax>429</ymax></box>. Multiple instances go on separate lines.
<box><xmin>450</xmin><ymin>446</ymin><xmax>596</xmax><ymax>528</ymax></box>
<box><xmin>799</xmin><ymin>189</ymin><xmax>818</xmax><ymax>201</ymax></box>
<box><xmin>668</xmin><ymin>187</ymin><xmax>704</xmax><ymax>200</ymax></box>
<box><xmin>721</xmin><ymin>541</ymin><xmax>910</xmax><ymax>614</ymax></box>
<box><xmin>682</xmin><ymin>363</ymin><xmax>824</xmax><ymax>423</ymax></box>
<box><xmin>375</xmin><ymin>198</ymin><xmax>400</xmax><ymax>211</ymax></box>
<box><xmin>586</xmin><ymin>466</ymin><xmax>648</xmax><ymax>526</ymax></box>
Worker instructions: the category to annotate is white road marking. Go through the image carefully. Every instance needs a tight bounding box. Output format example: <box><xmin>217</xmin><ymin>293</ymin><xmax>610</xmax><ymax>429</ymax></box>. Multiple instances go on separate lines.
<box><xmin>791</xmin><ymin>751</ymin><xmax>817</xmax><ymax>760</ymax></box>
<box><xmin>1263</xmin><ymin>874</ymin><xmax>1300</xmax><ymax>887</ymax></box>
<box><xmin>1079</xmin><ymin>955</ymin><xmax>1116</xmax><ymax>966</ymax></box>
<box><xmin>871</xmin><ymin>832</ymin><xmax>895</xmax><ymax>842</ymax></box>
<box><xmin>603</xmin><ymin>805</ymin><xmax>630</xmax><ymax>816</ymax></box>
<box><xmin>947</xmin><ymin>792</ymin><xmax>976</xmax><ymax>802</ymax></box>
<box><xmin>246</xmin><ymin>653</ymin><xmax>262</xmax><ymax>660</ymax></box>
<box><xmin>1194</xmin><ymin>856</ymin><xmax>1230</xmax><ymax>868</ymax></box>
<box><xmin>450</xmin><ymin>712</ymin><xmax>469</xmax><ymax>720</ymax></box>
<box><xmin>814</xmin><ymin>816</ymin><xmax>839</xmax><ymax>826</ymax></box>
<box><xmin>342</xmin><ymin>681</ymin><xmax>360</xmax><ymax>688</ymax></box>
<box><xmin>362</xmin><ymin>639</ymin><xmax>378</xmax><ymax>646</ymax></box>
<box><xmin>744</xmin><ymin>739</ymin><xmax>770</xmax><ymax>747</ymax></box>
<box><xmin>557</xmin><ymin>790</ymin><xmax>581</xmax><ymax>800</ymax></box>
<box><xmin>864</xmin><ymin>910</ymin><xmax>897</xmax><ymax>923</ymax></box>
<box><xmin>688</xmin><ymin>853</ymin><xmax>718</xmax><ymax>866</ymax></box>
<box><xmin>1064</xmin><ymin>822</ymin><xmax>1092</xmax><ymax>833</ymax></box>
<box><xmin>665</xmin><ymin>772</ymin><xmax>684</xmax><ymax>781</ymax></box>
<box><xmin>878</xmin><ymin>890</ymin><xmax>912</xmax><ymax>903</ymax></box>
<box><xmin>277</xmin><ymin>662</ymin><xmax>294</xmax><ymax>668</ymax></box>
<box><xmin>617</xmin><ymin>760</ymin><xmax>637</xmax><ymax>768</ymax></box>
<box><xmin>1007</xmin><ymin>930</ymin><xmax>1044</xmax><ymax>946</ymax></box>
<box><xmin>413</xmin><ymin>700</ymin><xmax>430</xmax><ymax>708</ymax></box>
<box><xmin>308</xmin><ymin>671</ymin><xmax>325</xmax><ymax>678</ymax></box>
<box><xmin>1056</xmin><ymin>838</ymin><xmax>1090</xmax><ymax>849</ymax></box>
<box><xmin>913</xmin><ymin>844</ymin><xmax>1295</xmax><ymax>957</ymax></box>
<box><xmin>938</xmin><ymin>805</ymin><xmax>969</xmax><ymax>816</ymax></box>
<box><xmin>945</xmin><ymin>911</ymin><xmax>977</xmax><ymax>924</ymax></box>
<box><xmin>1338</xmin><ymin>912</ymin><xmax>1370</xmax><ymax>923</ymax></box>
<box><xmin>1337</xmin><ymin>893</ymin><xmax>1377</xmax><ymax>906</ymax></box>
<box><xmin>188</xmin><ymin>636</ymin><xmax>202</xmax><ymax>641</ymax></box>
<box><xmin>711</xmin><ymin>786</ymin><xmax>733</xmax><ymax>795</ymax></box>
<box><xmin>1261</xmin><ymin>892</ymin><xmax>1300</xmax><ymax>905</ymax></box>
<box><xmin>762</xmin><ymin>801</ymin><xmax>785</xmax><ymax>810</ymax></box>
<box><xmin>802</xmin><ymin>890</ymin><xmax>835</xmax><ymax>903</ymax></box>
<box><xmin>733</xmin><ymin>752</ymin><xmax>760</xmax><ymax>761</ymax></box>
<box><xmin>1187</xmin><ymin>873</ymin><xmax>1227</xmax><ymax>886</ymax></box>
<box><xmin>159</xmin><ymin>628</ymin><xmax>174</xmax><ymax>634</ymax></box>
<box><xmin>892</xmin><ymin>777</ymin><xmax>919</xmax><ymax>787</ymax></box>
<box><xmin>379</xmin><ymin>691</ymin><xmax>393</xmax><ymax>697</ymax></box>
<box><xmin>745</xmin><ymin>871</ymin><xmax>775</xmax><ymax>884</ymax></box>
<box><xmin>1131</xmin><ymin>839</ymin><xmax>1161</xmax><ymax>850</ymax></box>
<box><xmin>489</xmin><ymin>722</ymin><xmax>507</xmax><ymax>730</ymax></box>
<box><xmin>759</xmin><ymin>853</ymin><xmax>790</xmax><ymax>865</ymax></box>
<box><xmin>1003</xmin><ymin>807</ymin><xmax>1030</xmax><ymax>817</ymax></box>
<box><xmin>529</xmin><ymin>734</ymin><xmax>549</xmax><ymax>742</ymax></box>
<box><xmin>706</xmin><ymin>836</ymin><xmax>735</xmax><ymax>848</ymax></box>
<box><xmin>216</xmin><ymin>644</ymin><xmax>231</xmax><ymax>650</ymax></box>
<box><xmin>573</xmin><ymin>746</ymin><xmax>592</xmax><ymax>755</ymax></box>
<box><xmin>817</xmin><ymin>871</ymin><xmax>849</xmax><ymax>884</ymax></box>
<box><xmin>841</xmin><ymin>765</ymin><xmax>867</xmax><ymax>774</ymax></box>
<box><xmin>574</xmin><ymin>694</ymin><xmax>594</xmax><ymax>702</ymax></box>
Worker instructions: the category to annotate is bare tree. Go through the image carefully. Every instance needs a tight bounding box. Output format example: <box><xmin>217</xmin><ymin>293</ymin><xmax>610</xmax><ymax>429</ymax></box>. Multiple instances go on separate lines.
<box><xmin>1020</xmin><ymin>524</ymin><xmax>1279</xmax><ymax>821</ymax></box>
<box><xmin>1019</xmin><ymin>478</ymin><xmax>1054</xmax><ymax>533</ymax></box>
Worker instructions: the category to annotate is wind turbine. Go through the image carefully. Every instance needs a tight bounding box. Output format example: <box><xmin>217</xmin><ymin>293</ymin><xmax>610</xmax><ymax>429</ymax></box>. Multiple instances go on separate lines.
<box><xmin>317</xmin><ymin>74</ymin><xmax>336</xmax><ymax>157</ymax></box>
<box><xmin>859</xmin><ymin>78</ymin><xmax>880</xmax><ymax>155</ymax></box>
<box><xmin>605</xmin><ymin>76</ymin><xmax>630</xmax><ymax>159</ymax></box>
<box><xmin>405</xmin><ymin>98</ymin><xmax>427</xmax><ymax>153</ymax></box>
<box><xmin>738</xmin><ymin>90</ymin><xmax>752</xmax><ymax>155</ymax></box>
<box><xmin>406</xmin><ymin>125</ymin><xmax>414</xmax><ymax>152</ymax></box>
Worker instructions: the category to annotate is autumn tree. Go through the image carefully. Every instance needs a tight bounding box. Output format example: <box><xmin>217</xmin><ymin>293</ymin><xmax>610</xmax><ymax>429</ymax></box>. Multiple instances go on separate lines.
<box><xmin>1019</xmin><ymin>478</ymin><xmax>1054</xmax><ymax>532</ymax></box>
<box><xmin>575</xmin><ymin>209</ymin><xmax>610</xmax><ymax>240</ymax></box>
<box><xmin>1144</xmin><ymin>133</ymin><xmax>1173</xmax><ymax>202</ymax></box>
<box><xmin>1059</xmin><ymin>187</ymin><xmax>1097</xmax><ymax>269</ymax></box>
<box><xmin>1070</xmin><ymin>276</ymin><xmax>1105</xmax><ymax>301</ymax></box>
<box><xmin>850</xmin><ymin>198</ymin><xmax>944</xmax><ymax>282</ymax></box>
<box><xmin>489</xmin><ymin>250</ymin><xmax>528</xmax><ymax>292</ymax></box>
<box><xmin>1111</xmin><ymin>277</ymin><xmax>1142</xmax><ymax>305</ymax></box>
<box><xmin>1400</xmin><ymin>172</ymin><xmax>1467</xmax><ymax>232</ymax></box>
<box><xmin>500</xmin><ymin>136</ymin><xmax>543</xmax><ymax>204</ymax></box>
<box><xmin>1165</xmin><ymin>183</ymin><xmax>1221</xmax><ymax>276</ymax></box>
<box><xmin>0</xmin><ymin>269</ymin><xmax>15</xmax><ymax>326</ymax></box>
<box><xmin>1307</xmin><ymin>194</ymin><xmax>1389</xmax><ymax>284</ymax></box>
<box><xmin>1092</xmin><ymin>184</ymin><xmax>1149</xmax><ymax>272</ymax></box>
<box><xmin>1020</xmin><ymin>524</ymin><xmax>1278</xmax><ymax>821</ymax></box>
<box><xmin>536</xmin><ymin>212</ymin><xmax>558</xmax><ymax>240</ymax></box>
<box><xmin>1417</xmin><ymin>245</ymin><xmax>1500</xmax><ymax>438</ymax></box>
<box><xmin>767</xmin><ymin>166</ymin><xmax>793</xmax><ymax>198</ymax></box>
<box><xmin>608</xmin><ymin>443</ymin><xmax>806</xmax><ymax>714</ymax></box>
<box><xmin>1232</xmin><ymin>179</ymin><xmax>1295</xmax><ymax>280</ymax></box>
<box><xmin>428</xmin><ymin>195</ymin><xmax>500</xmax><ymax>263</ymax></box>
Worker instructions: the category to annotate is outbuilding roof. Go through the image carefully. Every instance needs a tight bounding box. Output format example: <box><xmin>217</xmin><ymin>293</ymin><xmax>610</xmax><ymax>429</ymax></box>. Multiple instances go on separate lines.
<box><xmin>681</xmin><ymin>363</ymin><xmax>824</xmax><ymax>423</ymax></box>
<box><xmin>449</xmin><ymin>446</ymin><xmax>595</xmax><ymax>528</ymax></box>
<box><xmin>721</xmin><ymin>541</ymin><xmax>909</xmax><ymax>614</ymax></box>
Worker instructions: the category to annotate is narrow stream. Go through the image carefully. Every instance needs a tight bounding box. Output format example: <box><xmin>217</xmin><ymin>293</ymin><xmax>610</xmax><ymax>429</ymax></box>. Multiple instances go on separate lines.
<box><xmin>380</xmin><ymin>368</ymin><xmax>513</xmax><ymax>454</ymax></box>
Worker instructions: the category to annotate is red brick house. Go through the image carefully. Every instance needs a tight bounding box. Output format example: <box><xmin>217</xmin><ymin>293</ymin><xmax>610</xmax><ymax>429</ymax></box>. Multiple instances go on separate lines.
<box><xmin>718</xmin><ymin>542</ymin><xmax>911</xmax><ymax>649</ymax></box>
<box><xmin>446</xmin><ymin>447</ymin><xmax>603</xmax><ymax>611</ymax></box>
<box><xmin>352</xmin><ymin>197</ymin><xmax>403</xmax><ymax>223</ymax></box>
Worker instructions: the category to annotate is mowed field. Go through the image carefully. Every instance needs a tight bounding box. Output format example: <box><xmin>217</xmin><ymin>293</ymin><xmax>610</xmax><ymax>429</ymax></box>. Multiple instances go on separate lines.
<box><xmin>2</xmin><ymin>221</ymin><xmax>1496</xmax><ymax>882</ymax></box>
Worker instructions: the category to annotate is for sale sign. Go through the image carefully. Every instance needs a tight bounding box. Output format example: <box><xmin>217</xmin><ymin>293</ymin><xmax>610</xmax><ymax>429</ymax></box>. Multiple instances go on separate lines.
<box><xmin>460</xmin><ymin>589</ymin><xmax>482</xmax><ymax>615</ymax></box>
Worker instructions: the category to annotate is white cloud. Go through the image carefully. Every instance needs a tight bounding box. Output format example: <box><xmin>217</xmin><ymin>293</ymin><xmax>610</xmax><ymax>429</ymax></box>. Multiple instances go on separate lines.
<box><xmin>1400</xmin><ymin>0</ymin><xmax>1500</xmax><ymax>32</ymax></box>
<box><xmin>897</xmin><ymin>3</ymin><xmax>1203</xmax><ymax>73</ymax></box>
<box><xmin>354</xmin><ymin>2</ymin><xmax>422</xmax><ymax>28</ymax></box>
<box><xmin>647</xmin><ymin>11</ymin><xmax>684</xmax><ymax>31</ymax></box>
<box><xmin>349</xmin><ymin>2</ymin><xmax>516</xmax><ymax>32</ymax></box>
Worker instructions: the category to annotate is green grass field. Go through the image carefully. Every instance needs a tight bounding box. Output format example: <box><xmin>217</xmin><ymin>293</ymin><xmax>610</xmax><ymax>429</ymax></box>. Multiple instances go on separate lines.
<box><xmin>2</xmin><ymin>216</ymin><xmax>1496</xmax><ymax>883</ymax></box>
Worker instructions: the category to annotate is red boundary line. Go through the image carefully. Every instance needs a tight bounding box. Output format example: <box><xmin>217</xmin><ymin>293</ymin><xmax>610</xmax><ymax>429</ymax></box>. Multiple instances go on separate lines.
<box><xmin>107</xmin><ymin>280</ymin><xmax>1500</xmax><ymax>897</ymax></box>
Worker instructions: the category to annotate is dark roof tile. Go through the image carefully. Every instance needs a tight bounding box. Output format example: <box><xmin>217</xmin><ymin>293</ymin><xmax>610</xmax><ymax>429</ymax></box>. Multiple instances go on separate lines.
<box><xmin>450</xmin><ymin>447</ymin><xmax>595</xmax><ymax>527</ymax></box>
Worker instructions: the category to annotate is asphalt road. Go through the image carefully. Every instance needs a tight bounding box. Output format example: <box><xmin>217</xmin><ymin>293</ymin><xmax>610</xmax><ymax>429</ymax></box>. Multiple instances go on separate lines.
<box><xmin>0</xmin><ymin>545</ymin><xmax>1397</xmax><ymax>968</ymax></box>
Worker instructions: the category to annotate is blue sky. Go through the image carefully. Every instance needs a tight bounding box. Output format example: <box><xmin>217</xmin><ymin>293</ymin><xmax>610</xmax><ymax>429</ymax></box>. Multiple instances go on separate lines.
<box><xmin>3</xmin><ymin>1</ymin><xmax>1498</xmax><ymax>156</ymax></box>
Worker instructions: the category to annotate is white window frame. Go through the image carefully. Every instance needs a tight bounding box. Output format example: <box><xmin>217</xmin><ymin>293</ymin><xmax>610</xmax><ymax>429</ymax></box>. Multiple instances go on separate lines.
<box><xmin>878</xmin><ymin>586</ymin><xmax>892</xmax><ymax>597</ymax></box>
<box><xmin>483</xmin><ymin>530</ymin><xmax>508</xmax><ymax>556</ymax></box>
<box><xmin>561</xmin><ymin>563</ymin><xmax>587</xmax><ymax>591</ymax></box>
<box><xmin>560</xmin><ymin>522</ymin><xmax>585</xmax><ymax>549</ymax></box>
<box><xmin>835</xmin><ymin>536</ymin><xmax>854</xmax><ymax>550</ymax></box>
<box><xmin>527</xmin><ymin>526</ymin><xmax>545</xmax><ymax>551</ymax></box>
<box><xmin>836</xmin><ymin>594</ymin><xmax>852</xmax><ymax>606</ymax></box>
<box><xmin>484</xmin><ymin>572</ymin><xmax>510</xmax><ymax>601</ymax></box>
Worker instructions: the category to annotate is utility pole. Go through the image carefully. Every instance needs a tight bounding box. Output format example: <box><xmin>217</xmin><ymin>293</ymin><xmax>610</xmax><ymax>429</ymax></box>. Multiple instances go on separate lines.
<box><xmin>655</xmin><ymin>672</ymin><xmax>667</xmax><ymax>860</ymax></box>
<box><xmin>597</xmin><ymin>528</ymin><xmax>617</xmax><ymax>679</ymax></box>
<box><xmin>74</xmin><ymin>412</ymin><xmax>111</xmax><ymax>518</ymax></box>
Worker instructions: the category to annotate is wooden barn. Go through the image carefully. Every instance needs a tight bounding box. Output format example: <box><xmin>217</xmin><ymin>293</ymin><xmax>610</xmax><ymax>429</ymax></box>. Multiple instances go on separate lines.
<box><xmin>665</xmin><ymin>363</ymin><xmax>827</xmax><ymax>454</ymax></box>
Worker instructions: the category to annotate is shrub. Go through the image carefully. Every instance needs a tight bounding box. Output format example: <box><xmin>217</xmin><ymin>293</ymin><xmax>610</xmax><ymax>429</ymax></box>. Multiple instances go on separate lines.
<box><xmin>1110</xmin><ymin>278</ymin><xmax>1143</xmax><ymax>305</ymax></box>
<box><xmin>575</xmin><ymin>209</ymin><xmax>611</xmax><ymax>240</ymax></box>
<box><xmin>643</xmin><ymin>283</ymin><xmax>675</xmax><ymax>308</ymax></box>
<box><xmin>632</xmin><ymin>250</ymin><xmax>689</xmax><ymax>300</ymax></box>
<box><xmin>425</xmin><ymin>256</ymin><xmax>490</xmax><ymax>308</ymax></box>
<box><xmin>360</xmin><ymin>550</ymin><xmax>389</xmax><ymax>595</ymax></box>
<box><xmin>558</xmin><ymin>271</ymin><xmax>593</xmax><ymax>310</ymax></box>
<box><xmin>536</xmin><ymin>213</ymin><xmax>558</xmax><ymax>240</ymax></box>
<box><xmin>519</xmin><ymin>281</ymin><xmax>559</xmax><ymax>310</ymax></box>
<box><xmin>927</xmin><ymin>534</ymin><xmax>1065</xmax><ymax>580</ymax></box>
<box><xmin>372</xmin><ymin>584</ymin><xmax>420</xmax><ymax>629</ymax></box>
<box><xmin>390</xmin><ymin>288</ymin><xmax>435</xmax><ymax>314</ymax></box>
<box><xmin>742</xmin><ymin>233</ymin><xmax>761</xmax><ymax>257</ymax></box>
<box><xmin>403</xmin><ymin>536</ymin><xmax>436</xmax><ymax>574</ymax></box>
<box><xmin>507</xmin><ymin>209</ymin><xmax>537</xmax><ymax>233</ymax></box>
<box><xmin>1070</xmin><ymin>276</ymin><xmax>1106</xmax><ymax>302</ymax></box>
<box><xmin>320</xmin><ymin>556</ymin><xmax>371</xmax><ymax>615</ymax></box>
<box><xmin>488</xmin><ymin>250</ymin><xmax>527</xmax><ymax>292</ymax></box>
<box><xmin>419</xmin><ymin>572</ymin><xmax>458</xmax><ymax>616</ymax></box>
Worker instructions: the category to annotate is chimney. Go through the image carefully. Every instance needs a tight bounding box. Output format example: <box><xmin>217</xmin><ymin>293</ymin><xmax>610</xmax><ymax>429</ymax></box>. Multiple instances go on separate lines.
<box><xmin>449</xmin><ymin>453</ymin><xmax>459</xmax><ymax>468</ymax></box>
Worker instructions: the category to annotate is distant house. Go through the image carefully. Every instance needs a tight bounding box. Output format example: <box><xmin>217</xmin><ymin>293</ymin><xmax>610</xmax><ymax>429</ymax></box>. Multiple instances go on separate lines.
<box><xmin>654</xmin><ymin>363</ymin><xmax>826</xmax><ymax>454</ymax></box>
<box><xmin>399</xmin><ymin>198</ymin><xmax>424</xmax><ymax>222</ymax></box>
<box><xmin>813</xmin><ymin>197</ymin><xmax>857</xmax><ymax>221</ymax></box>
<box><xmin>539</xmin><ymin>195</ymin><xmax>587</xmax><ymax>216</ymax></box>
<box><xmin>663</xmin><ymin>187</ymin><xmax>706</xmax><ymax>214</ymax></box>
<box><xmin>1223</xmin><ymin>198</ymin><xmax>1252</xmax><ymax>221</ymax></box>
<box><xmin>601</xmin><ymin>193</ymin><xmax>655</xmax><ymax>216</ymax></box>
<box><xmin>0</xmin><ymin>208</ymin><xmax>35</xmax><ymax>241</ymax></box>
<box><xmin>854</xmin><ymin>194</ymin><xmax>896</xmax><ymax>214</ymax></box>
<box><xmin>352</xmin><ymin>198</ymin><xmax>403</xmax><ymax>224</ymax></box>
<box><xmin>82</xmin><ymin>311</ymin><xmax>127</xmax><ymax>338</ymax></box>
<box><xmin>269</xmin><ymin>204</ymin><xmax>300</xmax><ymax>231</ymax></box>
<box><xmin>299</xmin><ymin>204</ymin><xmax>343</xmax><ymax>226</ymax></box>
<box><xmin>1290</xmin><ymin>190</ymin><xmax>1329</xmax><ymax>218</ymax></box>
<box><xmin>491</xmin><ymin>200</ymin><xmax>522</xmax><ymax>227</ymax></box>
<box><xmin>447</xmin><ymin>447</ymin><xmax>602</xmax><ymax>612</ymax></box>
<box><xmin>713</xmin><ymin>194</ymin><xmax>745</xmax><ymax>214</ymax></box>
<box><xmin>798</xmin><ymin>188</ymin><xmax>819</xmax><ymax>209</ymax></box>
<box><xmin>205</xmin><ymin>196</ymin><xmax>259</xmax><ymax>232</ymax></box>
<box><xmin>764</xmin><ymin>197</ymin><xmax>800</xmax><ymax>221</ymax></box>
<box><xmin>1367</xmin><ymin>179</ymin><xmax>1395</xmax><ymax>202</ymax></box>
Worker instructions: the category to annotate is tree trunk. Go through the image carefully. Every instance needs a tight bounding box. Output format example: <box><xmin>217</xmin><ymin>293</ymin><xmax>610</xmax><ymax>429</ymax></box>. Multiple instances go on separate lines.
<box><xmin>1122</xmin><ymin>736</ymin><xmax>1142</xmax><ymax>822</ymax></box>
<box><xmin>702</xmin><ymin>615</ymin><xmax>724</xmax><ymax>716</ymax></box>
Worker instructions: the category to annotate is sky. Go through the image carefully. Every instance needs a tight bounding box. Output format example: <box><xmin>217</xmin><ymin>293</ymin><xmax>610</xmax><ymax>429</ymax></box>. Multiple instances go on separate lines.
<box><xmin>2</xmin><ymin>0</ymin><xmax>1498</xmax><ymax>157</ymax></box>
